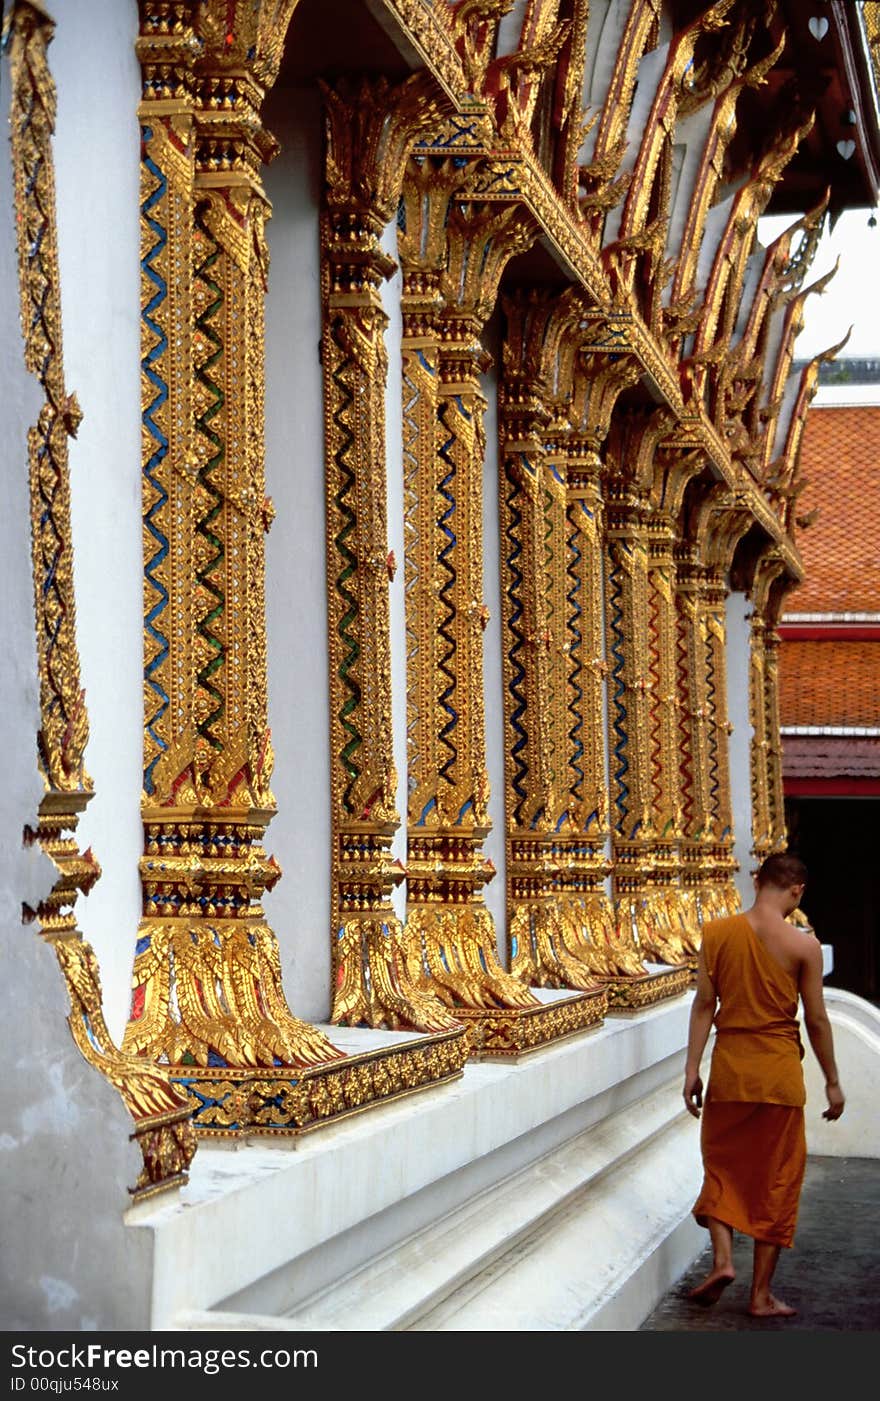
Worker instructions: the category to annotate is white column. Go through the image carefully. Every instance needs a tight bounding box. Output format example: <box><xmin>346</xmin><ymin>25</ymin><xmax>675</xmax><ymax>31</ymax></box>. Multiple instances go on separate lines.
<box><xmin>54</xmin><ymin>0</ymin><xmax>143</xmax><ymax>1042</ymax></box>
<box><xmin>263</xmin><ymin>83</ymin><xmax>333</xmax><ymax>1022</ymax></box>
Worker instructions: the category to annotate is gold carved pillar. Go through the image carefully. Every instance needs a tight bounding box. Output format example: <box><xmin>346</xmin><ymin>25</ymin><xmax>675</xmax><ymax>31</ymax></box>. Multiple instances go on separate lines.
<box><xmin>604</xmin><ymin>474</ymin><xmax>686</xmax><ymax>968</ymax></box>
<box><xmin>556</xmin><ymin>433</ymin><xmax>643</xmax><ymax>980</ymax></box>
<box><xmin>7</xmin><ymin>0</ymin><xmax>196</xmax><ymax>1196</ymax></box>
<box><xmin>747</xmin><ymin>551</ymin><xmax>791</xmax><ymax>863</ymax></box>
<box><xmin>700</xmin><ymin>563</ymin><xmax>740</xmax><ymax>917</ymax></box>
<box><xmin>126</xmin><ymin>3</ymin><xmax>348</xmax><ymax>1126</ymax></box>
<box><xmin>749</xmin><ymin>612</ymin><xmax>773</xmax><ymax>864</ymax></box>
<box><xmin>397</xmin><ymin>176</ymin><xmax>605</xmax><ymax>1054</ymax></box>
<box><xmin>560</xmin><ymin>355</ymin><xmax>689</xmax><ymax>1007</ymax></box>
<box><xmin>675</xmin><ymin>518</ymin><xmax>743</xmax><ymax>925</ymax></box>
<box><xmin>642</xmin><ymin>432</ymin><xmax>712</xmax><ymax>956</ymax></box>
<box><xmin>399</xmin><ymin>187</ymin><xmax>538</xmax><ymax>1014</ymax></box>
<box><xmin>765</xmin><ymin>626</ymin><xmax>787</xmax><ymax>854</ymax></box>
<box><xmin>497</xmin><ymin>292</ymin><xmax>605</xmax><ymax>993</ymax></box>
<box><xmin>689</xmin><ymin>491</ymin><xmax>762</xmax><ymax>916</ymax></box>
<box><xmin>644</xmin><ymin>506</ymin><xmax>697</xmax><ymax>954</ymax></box>
<box><xmin>320</xmin><ymin>84</ymin><xmax>461</xmax><ymax>1033</ymax></box>
<box><xmin>674</xmin><ymin>548</ymin><xmax>717</xmax><ymax>928</ymax></box>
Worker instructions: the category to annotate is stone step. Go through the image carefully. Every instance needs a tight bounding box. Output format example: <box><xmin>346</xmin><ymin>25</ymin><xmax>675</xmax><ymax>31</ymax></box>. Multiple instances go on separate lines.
<box><xmin>172</xmin><ymin>1076</ymin><xmax>704</xmax><ymax>1333</ymax></box>
<box><xmin>409</xmin><ymin>1092</ymin><xmax>703</xmax><ymax>1331</ymax></box>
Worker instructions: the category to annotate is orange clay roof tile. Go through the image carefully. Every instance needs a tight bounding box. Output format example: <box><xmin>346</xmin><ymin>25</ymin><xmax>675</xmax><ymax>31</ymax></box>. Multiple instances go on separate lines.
<box><xmin>779</xmin><ymin>639</ymin><xmax>880</xmax><ymax>727</ymax></box>
<box><xmin>784</xmin><ymin>406</ymin><xmax>880</xmax><ymax>614</ymax></box>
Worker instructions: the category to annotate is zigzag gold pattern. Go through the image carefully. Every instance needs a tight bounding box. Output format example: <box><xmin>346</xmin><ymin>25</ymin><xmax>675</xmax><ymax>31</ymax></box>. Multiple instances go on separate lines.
<box><xmin>7</xmin><ymin>0</ymin><xmax>196</xmax><ymax>1201</ymax></box>
<box><xmin>604</xmin><ymin>474</ymin><xmax>690</xmax><ymax>968</ymax></box>
<box><xmin>498</xmin><ymin>292</ymin><xmax>605</xmax><ymax>1002</ymax></box>
<box><xmin>6</xmin><ymin>0</ymin><xmax>851</xmax><ymax>1178</ymax></box>
<box><xmin>321</xmin><ymin>82</ymin><xmax>464</xmax><ymax>1035</ymax></box>
<box><xmin>129</xmin><ymin>2</ymin><xmax>348</xmax><ymax>1085</ymax></box>
<box><xmin>394</xmin><ymin>153</ymin><xmax>597</xmax><ymax>1040</ymax></box>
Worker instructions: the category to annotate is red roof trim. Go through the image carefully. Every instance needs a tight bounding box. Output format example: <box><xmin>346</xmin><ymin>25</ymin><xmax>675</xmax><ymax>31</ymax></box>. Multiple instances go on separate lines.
<box><xmin>778</xmin><ymin>625</ymin><xmax>880</xmax><ymax>642</ymax></box>
<box><xmin>785</xmin><ymin>778</ymin><xmax>880</xmax><ymax>796</ymax></box>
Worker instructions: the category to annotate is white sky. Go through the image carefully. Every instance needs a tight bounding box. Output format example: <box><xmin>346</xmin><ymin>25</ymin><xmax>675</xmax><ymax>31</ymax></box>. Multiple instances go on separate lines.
<box><xmin>759</xmin><ymin>206</ymin><xmax>880</xmax><ymax>360</ymax></box>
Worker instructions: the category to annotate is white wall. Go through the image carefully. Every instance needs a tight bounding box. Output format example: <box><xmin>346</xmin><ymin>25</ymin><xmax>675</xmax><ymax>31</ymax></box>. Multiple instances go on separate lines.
<box><xmin>262</xmin><ymin>81</ymin><xmax>334</xmax><ymax>1023</ymax></box>
<box><xmin>52</xmin><ymin>0</ymin><xmax>144</xmax><ymax>1043</ymax></box>
<box><xmin>803</xmin><ymin>990</ymin><xmax>880</xmax><ymax>1158</ymax></box>
<box><xmin>1</xmin><ymin>9</ymin><xmax>156</xmax><ymax>1328</ymax></box>
<box><xmin>726</xmin><ymin>590</ymin><xmax>756</xmax><ymax>905</ymax></box>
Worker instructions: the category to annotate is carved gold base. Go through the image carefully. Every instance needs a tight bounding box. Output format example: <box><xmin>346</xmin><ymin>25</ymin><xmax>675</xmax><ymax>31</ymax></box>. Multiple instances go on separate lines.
<box><xmin>170</xmin><ymin>1024</ymin><xmax>469</xmax><ymax>1136</ymax></box>
<box><xmin>55</xmin><ymin>932</ymin><xmax>199</xmax><ymax>1200</ymax></box>
<box><xmin>509</xmin><ymin>903</ymin><xmax>608</xmax><ymax>991</ymax></box>
<box><xmin>455</xmin><ymin>987</ymin><xmax>607</xmax><ymax>1061</ymax></box>
<box><xmin>128</xmin><ymin>1106</ymin><xmax>198</xmax><ymax>1204</ymax></box>
<box><xmin>125</xmin><ymin>919</ymin><xmax>348</xmax><ymax>1067</ymax></box>
<box><xmin>559</xmin><ymin>890</ymin><xmax>649</xmax><ymax>978</ymax></box>
<box><xmin>701</xmin><ymin>881</ymin><xmax>741</xmax><ymax>921</ymax></box>
<box><xmin>617</xmin><ymin>893</ymin><xmax>692</xmax><ymax>968</ymax></box>
<box><xmin>661</xmin><ymin>888</ymin><xmax>702</xmax><ymax>958</ymax></box>
<box><xmin>406</xmin><ymin>903</ymin><xmax>537</xmax><ymax>1011</ymax></box>
<box><xmin>331</xmin><ymin>914</ymin><xmax>462</xmax><ymax>1033</ymax></box>
<box><xmin>602</xmin><ymin>965</ymin><xmax>693</xmax><ymax>1010</ymax></box>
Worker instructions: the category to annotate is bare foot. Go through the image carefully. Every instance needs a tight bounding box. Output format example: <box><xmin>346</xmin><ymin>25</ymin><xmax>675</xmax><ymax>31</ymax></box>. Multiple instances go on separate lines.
<box><xmin>748</xmin><ymin>1295</ymin><xmax>797</xmax><ymax>1318</ymax></box>
<box><xmin>688</xmin><ymin>1268</ymin><xmax>736</xmax><ymax>1307</ymax></box>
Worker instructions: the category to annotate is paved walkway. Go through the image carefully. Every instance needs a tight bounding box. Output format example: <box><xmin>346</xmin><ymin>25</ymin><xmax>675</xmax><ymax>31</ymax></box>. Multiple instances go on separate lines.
<box><xmin>640</xmin><ymin>1155</ymin><xmax>880</xmax><ymax>1331</ymax></box>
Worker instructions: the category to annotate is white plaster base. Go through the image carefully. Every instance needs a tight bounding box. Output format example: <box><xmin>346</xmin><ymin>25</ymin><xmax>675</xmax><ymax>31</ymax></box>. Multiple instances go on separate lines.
<box><xmin>126</xmin><ymin>973</ymin><xmax>880</xmax><ymax>1334</ymax></box>
<box><xmin>171</xmin><ymin>1080</ymin><xmax>705</xmax><ymax>1333</ymax></box>
<box><xmin>802</xmin><ymin>987</ymin><xmax>880</xmax><ymax>1158</ymax></box>
<box><xmin>132</xmin><ymin>995</ymin><xmax>706</xmax><ymax>1331</ymax></box>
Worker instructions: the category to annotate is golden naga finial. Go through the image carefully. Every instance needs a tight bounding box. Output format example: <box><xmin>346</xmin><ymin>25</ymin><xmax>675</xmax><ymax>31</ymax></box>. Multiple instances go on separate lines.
<box><xmin>449</xmin><ymin>0</ymin><xmax>515</xmax><ymax>88</ymax></box>
<box><xmin>488</xmin><ymin>20</ymin><xmax>571</xmax><ymax>137</ymax></box>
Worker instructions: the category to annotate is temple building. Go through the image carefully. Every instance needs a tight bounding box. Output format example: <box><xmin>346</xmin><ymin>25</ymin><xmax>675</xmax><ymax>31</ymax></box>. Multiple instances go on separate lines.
<box><xmin>780</xmin><ymin>364</ymin><xmax>880</xmax><ymax>1007</ymax></box>
<box><xmin>3</xmin><ymin>0</ymin><xmax>880</xmax><ymax>1332</ymax></box>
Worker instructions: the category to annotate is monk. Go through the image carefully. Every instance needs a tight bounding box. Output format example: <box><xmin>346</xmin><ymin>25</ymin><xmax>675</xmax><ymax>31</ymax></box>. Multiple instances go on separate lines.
<box><xmin>682</xmin><ymin>852</ymin><xmax>845</xmax><ymax>1319</ymax></box>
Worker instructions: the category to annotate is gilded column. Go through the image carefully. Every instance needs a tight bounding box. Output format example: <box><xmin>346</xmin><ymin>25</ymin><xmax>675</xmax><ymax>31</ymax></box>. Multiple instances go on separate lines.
<box><xmin>126</xmin><ymin>3</ymin><xmax>346</xmax><ymax>1097</ymax></box>
<box><xmin>7</xmin><ymin>0</ymin><xmax>196</xmax><ymax>1197</ymax></box>
<box><xmin>605</xmin><ymin>472</ymin><xmax>686</xmax><ymax>967</ymax></box>
<box><xmin>765</xmin><ymin>625</ymin><xmax>787</xmax><ymax>853</ymax></box>
<box><xmin>396</xmin><ymin>175</ymin><xmax>607</xmax><ymax>1054</ymax></box>
<box><xmin>401</xmin><ymin>190</ymin><xmax>540</xmax><ymax>1016</ymax></box>
<box><xmin>701</xmin><ymin>563</ymin><xmax>740</xmax><ymax>917</ymax></box>
<box><xmin>748</xmin><ymin>551</ymin><xmax>791</xmax><ymax>863</ymax></box>
<box><xmin>642</xmin><ymin>431</ymin><xmax>711</xmax><ymax>956</ymax></box>
<box><xmin>675</xmin><ymin>548</ymin><xmax>717</xmax><ymax>929</ymax></box>
<box><xmin>675</xmin><ymin>488</ymin><xmax>748</xmax><ymax>928</ymax></box>
<box><xmin>694</xmin><ymin>497</ymin><xmax>775</xmax><ymax>909</ymax></box>
<box><xmin>555</xmin><ymin>432</ymin><xmax>640</xmax><ymax>979</ymax></box>
<box><xmin>644</xmin><ymin>507</ymin><xmax>696</xmax><ymax>953</ymax></box>
<box><xmin>559</xmin><ymin>355</ymin><xmax>689</xmax><ymax>1005</ymax></box>
<box><xmin>321</xmin><ymin>82</ymin><xmax>460</xmax><ymax>1033</ymax></box>
<box><xmin>498</xmin><ymin>292</ymin><xmax>604</xmax><ymax>994</ymax></box>
<box><xmin>749</xmin><ymin>611</ymin><xmax>773</xmax><ymax>864</ymax></box>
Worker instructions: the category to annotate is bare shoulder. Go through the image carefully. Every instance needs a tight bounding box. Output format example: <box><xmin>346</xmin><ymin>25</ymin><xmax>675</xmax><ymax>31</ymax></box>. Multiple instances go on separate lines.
<box><xmin>798</xmin><ymin>928</ymin><xmax>824</xmax><ymax>964</ymax></box>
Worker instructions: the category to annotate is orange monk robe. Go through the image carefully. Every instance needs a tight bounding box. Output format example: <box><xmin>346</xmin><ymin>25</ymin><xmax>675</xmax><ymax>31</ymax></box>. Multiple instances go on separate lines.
<box><xmin>692</xmin><ymin>913</ymin><xmax>807</xmax><ymax>1248</ymax></box>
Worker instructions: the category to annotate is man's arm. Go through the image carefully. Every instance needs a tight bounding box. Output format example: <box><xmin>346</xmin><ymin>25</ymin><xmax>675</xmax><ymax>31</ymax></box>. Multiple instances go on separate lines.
<box><xmin>799</xmin><ymin>937</ymin><xmax>845</xmax><ymax>1121</ymax></box>
<box><xmin>683</xmin><ymin>946</ymin><xmax>716</xmax><ymax>1119</ymax></box>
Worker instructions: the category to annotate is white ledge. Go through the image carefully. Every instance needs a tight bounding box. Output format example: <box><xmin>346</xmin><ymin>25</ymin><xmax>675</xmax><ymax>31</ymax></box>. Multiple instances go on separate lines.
<box><xmin>127</xmin><ymin>993</ymin><xmax>694</xmax><ymax>1329</ymax></box>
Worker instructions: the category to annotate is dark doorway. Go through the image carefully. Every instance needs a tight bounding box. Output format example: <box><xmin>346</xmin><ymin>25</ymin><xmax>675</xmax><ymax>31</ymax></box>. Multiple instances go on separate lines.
<box><xmin>785</xmin><ymin>797</ymin><xmax>880</xmax><ymax>1007</ymax></box>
